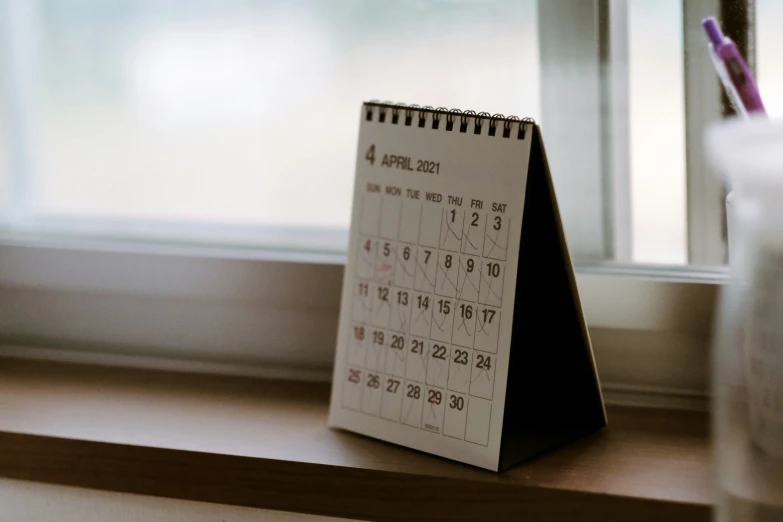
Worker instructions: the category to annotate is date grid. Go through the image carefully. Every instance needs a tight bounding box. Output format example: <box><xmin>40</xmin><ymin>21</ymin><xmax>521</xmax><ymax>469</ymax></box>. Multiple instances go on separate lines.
<box><xmin>342</xmin><ymin>192</ymin><xmax>511</xmax><ymax>446</ymax></box>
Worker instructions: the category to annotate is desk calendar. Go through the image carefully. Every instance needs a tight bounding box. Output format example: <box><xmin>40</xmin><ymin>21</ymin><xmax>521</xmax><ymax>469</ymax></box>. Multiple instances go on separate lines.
<box><xmin>328</xmin><ymin>102</ymin><xmax>606</xmax><ymax>471</ymax></box>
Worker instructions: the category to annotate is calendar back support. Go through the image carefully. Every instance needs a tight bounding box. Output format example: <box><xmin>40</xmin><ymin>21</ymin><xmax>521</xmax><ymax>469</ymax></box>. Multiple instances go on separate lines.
<box><xmin>499</xmin><ymin>125</ymin><xmax>606</xmax><ymax>470</ymax></box>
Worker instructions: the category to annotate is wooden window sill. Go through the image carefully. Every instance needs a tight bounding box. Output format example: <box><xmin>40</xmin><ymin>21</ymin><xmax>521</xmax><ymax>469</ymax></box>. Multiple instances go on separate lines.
<box><xmin>0</xmin><ymin>358</ymin><xmax>711</xmax><ymax>521</ymax></box>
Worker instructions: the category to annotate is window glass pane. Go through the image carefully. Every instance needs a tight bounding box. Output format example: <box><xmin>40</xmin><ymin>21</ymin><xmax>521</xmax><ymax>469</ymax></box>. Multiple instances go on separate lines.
<box><xmin>0</xmin><ymin>13</ymin><xmax>10</xmax><ymax>213</ymax></box>
<box><xmin>628</xmin><ymin>0</ymin><xmax>687</xmax><ymax>264</ymax></box>
<box><xmin>2</xmin><ymin>1</ymin><xmax>704</xmax><ymax>267</ymax></box>
<box><xmin>9</xmin><ymin>0</ymin><xmax>539</xmax><ymax>232</ymax></box>
<box><xmin>0</xmin><ymin>105</ymin><xmax>8</xmax><ymax>213</ymax></box>
<box><xmin>757</xmin><ymin>0</ymin><xmax>783</xmax><ymax>119</ymax></box>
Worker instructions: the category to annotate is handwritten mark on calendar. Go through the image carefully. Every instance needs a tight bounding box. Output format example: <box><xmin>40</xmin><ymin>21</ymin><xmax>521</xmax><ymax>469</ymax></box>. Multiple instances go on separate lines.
<box><xmin>342</xmin><ymin>181</ymin><xmax>508</xmax><ymax>445</ymax></box>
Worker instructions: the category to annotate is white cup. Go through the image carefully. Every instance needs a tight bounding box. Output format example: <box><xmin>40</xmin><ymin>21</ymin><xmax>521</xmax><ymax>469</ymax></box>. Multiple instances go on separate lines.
<box><xmin>708</xmin><ymin>118</ymin><xmax>783</xmax><ymax>460</ymax></box>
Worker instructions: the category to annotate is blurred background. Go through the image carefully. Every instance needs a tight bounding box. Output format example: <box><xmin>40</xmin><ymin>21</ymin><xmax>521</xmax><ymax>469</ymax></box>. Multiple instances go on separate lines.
<box><xmin>0</xmin><ymin>0</ymin><xmax>777</xmax><ymax>266</ymax></box>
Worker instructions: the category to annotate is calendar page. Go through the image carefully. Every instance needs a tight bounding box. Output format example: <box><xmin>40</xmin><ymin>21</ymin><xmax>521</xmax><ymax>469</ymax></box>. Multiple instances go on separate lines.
<box><xmin>328</xmin><ymin>105</ymin><xmax>532</xmax><ymax>471</ymax></box>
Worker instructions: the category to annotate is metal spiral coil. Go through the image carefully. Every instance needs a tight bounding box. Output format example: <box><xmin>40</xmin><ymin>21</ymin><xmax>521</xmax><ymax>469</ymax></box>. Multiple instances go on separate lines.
<box><xmin>363</xmin><ymin>101</ymin><xmax>533</xmax><ymax>139</ymax></box>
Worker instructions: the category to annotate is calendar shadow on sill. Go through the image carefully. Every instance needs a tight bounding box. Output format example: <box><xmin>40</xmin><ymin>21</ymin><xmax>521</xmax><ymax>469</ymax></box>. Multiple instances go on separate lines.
<box><xmin>328</xmin><ymin>425</ymin><xmax>502</xmax><ymax>474</ymax></box>
<box><xmin>328</xmin><ymin>420</ymin><xmax>606</xmax><ymax>476</ymax></box>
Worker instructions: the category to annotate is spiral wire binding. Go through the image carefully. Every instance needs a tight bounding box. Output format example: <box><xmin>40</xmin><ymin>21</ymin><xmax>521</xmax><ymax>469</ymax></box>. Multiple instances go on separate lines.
<box><xmin>364</xmin><ymin>101</ymin><xmax>534</xmax><ymax>139</ymax></box>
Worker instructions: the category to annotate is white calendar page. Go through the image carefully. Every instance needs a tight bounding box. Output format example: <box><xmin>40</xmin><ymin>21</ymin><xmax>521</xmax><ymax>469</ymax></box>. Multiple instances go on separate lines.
<box><xmin>328</xmin><ymin>108</ymin><xmax>532</xmax><ymax>471</ymax></box>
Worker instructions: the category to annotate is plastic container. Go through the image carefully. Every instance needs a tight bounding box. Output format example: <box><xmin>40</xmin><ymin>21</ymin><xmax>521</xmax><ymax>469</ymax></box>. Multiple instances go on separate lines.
<box><xmin>708</xmin><ymin>117</ymin><xmax>783</xmax><ymax>521</ymax></box>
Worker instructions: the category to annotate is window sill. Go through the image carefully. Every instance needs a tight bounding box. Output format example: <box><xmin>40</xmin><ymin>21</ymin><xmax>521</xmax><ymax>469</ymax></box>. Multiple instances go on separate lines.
<box><xmin>0</xmin><ymin>358</ymin><xmax>711</xmax><ymax>522</ymax></box>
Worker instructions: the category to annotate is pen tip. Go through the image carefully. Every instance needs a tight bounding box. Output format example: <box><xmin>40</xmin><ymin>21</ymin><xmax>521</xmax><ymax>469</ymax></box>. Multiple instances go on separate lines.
<box><xmin>702</xmin><ymin>17</ymin><xmax>725</xmax><ymax>48</ymax></box>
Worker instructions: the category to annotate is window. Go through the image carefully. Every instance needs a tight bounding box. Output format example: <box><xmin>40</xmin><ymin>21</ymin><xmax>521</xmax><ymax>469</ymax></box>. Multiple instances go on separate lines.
<box><xmin>0</xmin><ymin>1</ymin><xmax>740</xmax><ymax>409</ymax></box>
<box><xmin>1</xmin><ymin>0</ymin><xmax>539</xmax><ymax>252</ymax></box>
<box><xmin>1</xmin><ymin>0</ymin><xmax>734</xmax><ymax>267</ymax></box>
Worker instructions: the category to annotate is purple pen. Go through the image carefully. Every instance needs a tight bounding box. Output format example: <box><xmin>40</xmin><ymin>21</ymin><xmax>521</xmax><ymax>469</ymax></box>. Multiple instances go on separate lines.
<box><xmin>702</xmin><ymin>17</ymin><xmax>766</xmax><ymax>117</ymax></box>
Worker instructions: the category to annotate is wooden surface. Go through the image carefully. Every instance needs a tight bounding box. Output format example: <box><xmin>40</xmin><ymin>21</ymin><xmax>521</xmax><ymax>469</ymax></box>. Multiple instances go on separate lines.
<box><xmin>0</xmin><ymin>358</ymin><xmax>712</xmax><ymax>521</ymax></box>
<box><xmin>0</xmin><ymin>477</ymin><xmax>356</xmax><ymax>522</ymax></box>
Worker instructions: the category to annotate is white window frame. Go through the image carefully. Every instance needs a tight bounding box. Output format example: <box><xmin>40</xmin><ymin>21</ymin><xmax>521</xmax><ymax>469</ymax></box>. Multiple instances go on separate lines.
<box><xmin>684</xmin><ymin>0</ymin><xmax>727</xmax><ymax>265</ymax></box>
<box><xmin>0</xmin><ymin>0</ymin><xmax>731</xmax><ymax>411</ymax></box>
<box><xmin>539</xmin><ymin>0</ymin><xmax>615</xmax><ymax>261</ymax></box>
<box><xmin>0</xmin><ymin>237</ymin><xmax>723</xmax><ymax>411</ymax></box>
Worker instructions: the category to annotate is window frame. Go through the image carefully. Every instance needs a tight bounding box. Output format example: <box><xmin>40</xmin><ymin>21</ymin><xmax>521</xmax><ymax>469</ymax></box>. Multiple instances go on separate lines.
<box><xmin>0</xmin><ymin>238</ymin><xmax>722</xmax><ymax>410</ymax></box>
<box><xmin>684</xmin><ymin>0</ymin><xmax>728</xmax><ymax>265</ymax></box>
<box><xmin>538</xmin><ymin>0</ymin><xmax>614</xmax><ymax>261</ymax></box>
<box><xmin>600</xmin><ymin>0</ymin><xmax>633</xmax><ymax>263</ymax></box>
<box><xmin>0</xmin><ymin>0</ymin><xmax>735</xmax><ymax>410</ymax></box>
